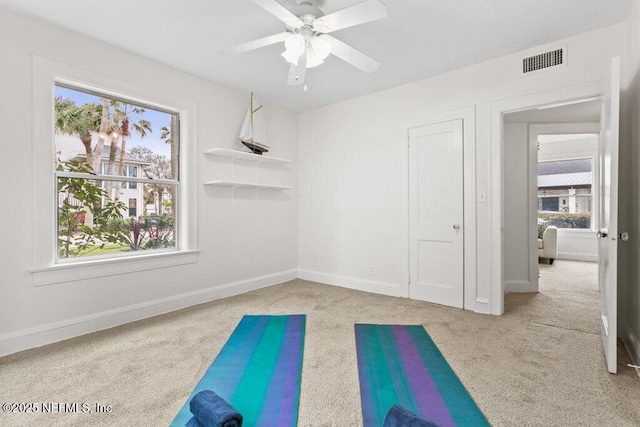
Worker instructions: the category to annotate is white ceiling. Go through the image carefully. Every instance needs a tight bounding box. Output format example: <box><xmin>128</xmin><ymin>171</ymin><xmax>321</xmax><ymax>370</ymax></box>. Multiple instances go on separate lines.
<box><xmin>0</xmin><ymin>0</ymin><xmax>632</xmax><ymax>111</ymax></box>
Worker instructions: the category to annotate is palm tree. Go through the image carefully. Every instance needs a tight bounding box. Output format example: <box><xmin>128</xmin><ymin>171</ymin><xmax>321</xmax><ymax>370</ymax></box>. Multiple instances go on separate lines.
<box><xmin>91</xmin><ymin>98</ymin><xmax>120</xmax><ymax>199</ymax></box>
<box><xmin>92</xmin><ymin>97</ymin><xmax>112</xmax><ymax>173</ymax></box>
<box><xmin>55</xmin><ymin>96</ymin><xmax>108</xmax><ymax>226</ymax></box>
<box><xmin>160</xmin><ymin>114</ymin><xmax>178</xmax><ymax>180</ymax></box>
<box><xmin>54</xmin><ymin>96</ymin><xmax>81</xmax><ymax>133</ymax></box>
<box><xmin>112</xmin><ymin>103</ymin><xmax>152</xmax><ymax>200</ymax></box>
<box><xmin>160</xmin><ymin>118</ymin><xmax>178</xmax><ymax>214</ymax></box>
<box><xmin>54</xmin><ymin>96</ymin><xmax>101</xmax><ymax>170</ymax></box>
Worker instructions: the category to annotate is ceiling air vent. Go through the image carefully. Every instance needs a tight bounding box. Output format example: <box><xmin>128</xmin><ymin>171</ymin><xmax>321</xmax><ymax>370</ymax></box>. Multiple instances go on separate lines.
<box><xmin>522</xmin><ymin>48</ymin><xmax>565</xmax><ymax>74</ymax></box>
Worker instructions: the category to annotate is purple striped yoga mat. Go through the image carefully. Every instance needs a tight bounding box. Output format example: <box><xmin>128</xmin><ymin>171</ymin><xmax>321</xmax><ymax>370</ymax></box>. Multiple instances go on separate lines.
<box><xmin>171</xmin><ymin>315</ymin><xmax>305</xmax><ymax>426</ymax></box>
<box><xmin>355</xmin><ymin>324</ymin><xmax>489</xmax><ymax>427</ymax></box>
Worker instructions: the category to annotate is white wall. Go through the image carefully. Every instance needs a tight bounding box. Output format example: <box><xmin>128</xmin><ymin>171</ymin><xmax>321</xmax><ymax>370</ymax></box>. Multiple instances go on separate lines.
<box><xmin>0</xmin><ymin>8</ymin><xmax>298</xmax><ymax>355</ymax></box>
<box><xmin>298</xmin><ymin>24</ymin><xmax>624</xmax><ymax>313</ymax></box>
<box><xmin>621</xmin><ymin>0</ymin><xmax>640</xmax><ymax>368</ymax></box>
<box><xmin>503</xmin><ymin>123</ymin><xmax>531</xmax><ymax>291</ymax></box>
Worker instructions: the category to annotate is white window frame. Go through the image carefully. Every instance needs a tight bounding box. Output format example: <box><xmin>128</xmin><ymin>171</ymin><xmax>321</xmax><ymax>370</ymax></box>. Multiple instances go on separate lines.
<box><xmin>30</xmin><ymin>56</ymin><xmax>198</xmax><ymax>286</ymax></box>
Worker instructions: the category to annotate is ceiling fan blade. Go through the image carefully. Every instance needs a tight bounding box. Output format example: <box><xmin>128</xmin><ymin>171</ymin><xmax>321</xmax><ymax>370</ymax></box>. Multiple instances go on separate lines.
<box><xmin>313</xmin><ymin>0</ymin><xmax>387</xmax><ymax>33</ymax></box>
<box><xmin>220</xmin><ymin>32</ymin><xmax>290</xmax><ymax>55</ymax></box>
<box><xmin>325</xmin><ymin>35</ymin><xmax>380</xmax><ymax>73</ymax></box>
<box><xmin>253</xmin><ymin>0</ymin><xmax>304</xmax><ymax>28</ymax></box>
<box><xmin>288</xmin><ymin>53</ymin><xmax>307</xmax><ymax>86</ymax></box>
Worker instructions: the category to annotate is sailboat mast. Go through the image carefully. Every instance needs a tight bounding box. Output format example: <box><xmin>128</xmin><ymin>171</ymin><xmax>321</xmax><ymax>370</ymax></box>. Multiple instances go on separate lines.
<box><xmin>239</xmin><ymin>91</ymin><xmax>269</xmax><ymax>155</ymax></box>
<box><xmin>250</xmin><ymin>92</ymin><xmax>254</xmax><ymax>143</ymax></box>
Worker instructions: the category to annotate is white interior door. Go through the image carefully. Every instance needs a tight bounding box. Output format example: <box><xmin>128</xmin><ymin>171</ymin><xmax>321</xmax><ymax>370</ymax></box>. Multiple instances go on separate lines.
<box><xmin>598</xmin><ymin>56</ymin><xmax>620</xmax><ymax>374</ymax></box>
<box><xmin>409</xmin><ymin>119</ymin><xmax>464</xmax><ymax>308</ymax></box>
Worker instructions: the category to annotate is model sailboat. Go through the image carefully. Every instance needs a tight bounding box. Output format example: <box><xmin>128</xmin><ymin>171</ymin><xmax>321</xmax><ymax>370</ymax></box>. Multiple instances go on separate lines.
<box><xmin>239</xmin><ymin>92</ymin><xmax>270</xmax><ymax>155</ymax></box>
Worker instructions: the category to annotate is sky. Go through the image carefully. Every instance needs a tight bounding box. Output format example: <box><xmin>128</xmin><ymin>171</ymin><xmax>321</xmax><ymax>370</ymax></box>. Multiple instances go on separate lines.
<box><xmin>55</xmin><ymin>85</ymin><xmax>172</xmax><ymax>158</ymax></box>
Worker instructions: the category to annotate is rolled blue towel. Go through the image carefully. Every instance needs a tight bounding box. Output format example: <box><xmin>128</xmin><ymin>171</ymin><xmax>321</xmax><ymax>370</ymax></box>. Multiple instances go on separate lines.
<box><xmin>188</xmin><ymin>390</ymin><xmax>243</xmax><ymax>427</ymax></box>
<box><xmin>186</xmin><ymin>417</ymin><xmax>204</xmax><ymax>427</ymax></box>
<box><xmin>383</xmin><ymin>404</ymin><xmax>440</xmax><ymax>427</ymax></box>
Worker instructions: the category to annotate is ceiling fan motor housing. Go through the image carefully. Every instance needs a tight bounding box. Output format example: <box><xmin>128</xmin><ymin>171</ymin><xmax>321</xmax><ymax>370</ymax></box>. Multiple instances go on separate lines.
<box><xmin>291</xmin><ymin>1</ymin><xmax>324</xmax><ymax>27</ymax></box>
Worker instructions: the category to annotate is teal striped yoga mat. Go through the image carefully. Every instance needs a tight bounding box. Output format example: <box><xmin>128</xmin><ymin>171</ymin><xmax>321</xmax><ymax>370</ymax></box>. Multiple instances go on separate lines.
<box><xmin>171</xmin><ymin>315</ymin><xmax>305</xmax><ymax>427</ymax></box>
<box><xmin>355</xmin><ymin>324</ymin><xmax>489</xmax><ymax>427</ymax></box>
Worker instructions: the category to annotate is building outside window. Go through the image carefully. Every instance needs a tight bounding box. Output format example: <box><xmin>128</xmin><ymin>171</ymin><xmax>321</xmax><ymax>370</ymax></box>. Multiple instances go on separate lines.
<box><xmin>54</xmin><ymin>83</ymin><xmax>179</xmax><ymax>260</ymax></box>
<box><xmin>537</xmin><ymin>158</ymin><xmax>592</xmax><ymax>229</ymax></box>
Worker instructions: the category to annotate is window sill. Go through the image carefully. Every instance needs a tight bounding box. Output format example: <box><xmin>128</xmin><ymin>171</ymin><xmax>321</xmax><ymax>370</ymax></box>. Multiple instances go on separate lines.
<box><xmin>29</xmin><ymin>250</ymin><xmax>199</xmax><ymax>286</ymax></box>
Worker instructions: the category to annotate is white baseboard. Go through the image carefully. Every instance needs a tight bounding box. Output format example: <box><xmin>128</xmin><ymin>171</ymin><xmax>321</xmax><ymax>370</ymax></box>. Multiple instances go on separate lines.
<box><xmin>504</xmin><ymin>279</ymin><xmax>532</xmax><ymax>293</ymax></box>
<box><xmin>0</xmin><ymin>269</ymin><xmax>298</xmax><ymax>357</ymax></box>
<box><xmin>622</xmin><ymin>322</ymin><xmax>640</xmax><ymax>377</ymax></box>
<box><xmin>298</xmin><ymin>269</ymin><xmax>401</xmax><ymax>297</ymax></box>
<box><xmin>557</xmin><ymin>252</ymin><xmax>598</xmax><ymax>262</ymax></box>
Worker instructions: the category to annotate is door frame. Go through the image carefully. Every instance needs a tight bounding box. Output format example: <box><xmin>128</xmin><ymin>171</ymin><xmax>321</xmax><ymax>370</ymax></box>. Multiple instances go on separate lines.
<box><xmin>489</xmin><ymin>80</ymin><xmax>605</xmax><ymax>314</ymax></box>
<box><xmin>400</xmin><ymin>106</ymin><xmax>477</xmax><ymax>310</ymax></box>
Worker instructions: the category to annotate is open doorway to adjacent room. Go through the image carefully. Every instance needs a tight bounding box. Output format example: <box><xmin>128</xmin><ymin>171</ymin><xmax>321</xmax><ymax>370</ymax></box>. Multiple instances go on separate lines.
<box><xmin>502</xmin><ymin>99</ymin><xmax>601</xmax><ymax>334</ymax></box>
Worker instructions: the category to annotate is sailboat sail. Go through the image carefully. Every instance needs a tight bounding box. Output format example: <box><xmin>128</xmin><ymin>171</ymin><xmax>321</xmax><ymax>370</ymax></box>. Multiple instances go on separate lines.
<box><xmin>239</xmin><ymin>93</ymin><xmax>270</xmax><ymax>154</ymax></box>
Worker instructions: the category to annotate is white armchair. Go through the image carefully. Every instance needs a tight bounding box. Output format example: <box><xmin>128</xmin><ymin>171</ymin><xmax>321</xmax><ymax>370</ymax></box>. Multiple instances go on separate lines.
<box><xmin>538</xmin><ymin>225</ymin><xmax>558</xmax><ymax>264</ymax></box>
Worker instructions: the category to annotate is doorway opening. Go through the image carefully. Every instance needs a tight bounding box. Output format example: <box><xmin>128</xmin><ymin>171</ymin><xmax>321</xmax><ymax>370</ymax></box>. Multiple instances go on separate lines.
<box><xmin>492</xmin><ymin>57</ymin><xmax>620</xmax><ymax>372</ymax></box>
<box><xmin>502</xmin><ymin>99</ymin><xmax>601</xmax><ymax>335</ymax></box>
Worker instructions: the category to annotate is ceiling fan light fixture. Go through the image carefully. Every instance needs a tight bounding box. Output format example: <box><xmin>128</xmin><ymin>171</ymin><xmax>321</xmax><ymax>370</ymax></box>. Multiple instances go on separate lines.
<box><xmin>310</xmin><ymin>34</ymin><xmax>332</xmax><ymax>60</ymax></box>
<box><xmin>305</xmin><ymin>48</ymin><xmax>324</xmax><ymax>68</ymax></box>
<box><xmin>281</xmin><ymin>50</ymin><xmax>299</xmax><ymax>65</ymax></box>
<box><xmin>284</xmin><ymin>33</ymin><xmax>306</xmax><ymax>56</ymax></box>
<box><xmin>224</xmin><ymin>0</ymin><xmax>388</xmax><ymax>86</ymax></box>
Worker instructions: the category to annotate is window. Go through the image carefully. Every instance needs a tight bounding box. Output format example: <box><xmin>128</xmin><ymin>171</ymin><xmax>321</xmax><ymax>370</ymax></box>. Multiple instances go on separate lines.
<box><xmin>128</xmin><ymin>198</ymin><xmax>137</xmax><ymax>217</ymax></box>
<box><xmin>31</xmin><ymin>57</ymin><xmax>197</xmax><ymax>285</ymax></box>
<box><xmin>537</xmin><ymin>158</ymin><xmax>592</xmax><ymax>229</ymax></box>
<box><xmin>55</xmin><ymin>83</ymin><xmax>179</xmax><ymax>261</ymax></box>
<box><xmin>128</xmin><ymin>166</ymin><xmax>138</xmax><ymax>189</ymax></box>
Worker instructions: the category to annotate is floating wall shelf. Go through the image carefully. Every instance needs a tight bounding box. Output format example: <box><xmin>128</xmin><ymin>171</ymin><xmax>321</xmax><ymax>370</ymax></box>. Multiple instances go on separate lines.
<box><xmin>204</xmin><ymin>180</ymin><xmax>291</xmax><ymax>191</ymax></box>
<box><xmin>204</xmin><ymin>148</ymin><xmax>292</xmax><ymax>165</ymax></box>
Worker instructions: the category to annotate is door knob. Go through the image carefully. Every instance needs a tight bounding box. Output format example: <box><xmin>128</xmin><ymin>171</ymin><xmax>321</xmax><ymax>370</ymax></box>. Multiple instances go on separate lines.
<box><xmin>620</xmin><ymin>231</ymin><xmax>630</xmax><ymax>241</ymax></box>
<box><xmin>453</xmin><ymin>224</ymin><xmax>460</xmax><ymax>231</ymax></box>
<box><xmin>597</xmin><ymin>230</ymin><xmax>608</xmax><ymax>239</ymax></box>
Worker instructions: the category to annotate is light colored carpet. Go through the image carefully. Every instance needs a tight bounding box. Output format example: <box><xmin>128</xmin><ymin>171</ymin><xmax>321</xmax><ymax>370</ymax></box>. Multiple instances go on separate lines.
<box><xmin>504</xmin><ymin>259</ymin><xmax>600</xmax><ymax>334</ymax></box>
<box><xmin>1</xmin><ymin>275</ymin><xmax>639</xmax><ymax>426</ymax></box>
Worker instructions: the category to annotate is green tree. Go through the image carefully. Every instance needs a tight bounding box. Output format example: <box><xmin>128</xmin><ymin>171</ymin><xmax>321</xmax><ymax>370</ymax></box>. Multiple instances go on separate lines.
<box><xmin>107</xmin><ymin>214</ymin><xmax>174</xmax><ymax>251</ymax></box>
<box><xmin>93</xmin><ymin>97</ymin><xmax>112</xmax><ymax>172</ymax></box>
<box><xmin>160</xmin><ymin>117</ymin><xmax>178</xmax><ymax>180</ymax></box>
<box><xmin>93</xmin><ymin>98</ymin><xmax>113</xmax><ymax>171</ymax></box>
<box><xmin>93</xmin><ymin>98</ymin><xmax>120</xmax><ymax>199</ymax></box>
<box><xmin>55</xmin><ymin>96</ymin><xmax>109</xmax><ymax>226</ymax></box>
<box><xmin>54</xmin><ymin>96</ymin><xmax>102</xmax><ymax>171</ymax></box>
<box><xmin>112</xmin><ymin>103</ymin><xmax>152</xmax><ymax>200</ymax></box>
<box><xmin>57</xmin><ymin>160</ymin><xmax>127</xmax><ymax>258</ymax></box>
<box><xmin>160</xmin><ymin>119</ymin><xmax>178</xmax><ymax>213</ymax></box>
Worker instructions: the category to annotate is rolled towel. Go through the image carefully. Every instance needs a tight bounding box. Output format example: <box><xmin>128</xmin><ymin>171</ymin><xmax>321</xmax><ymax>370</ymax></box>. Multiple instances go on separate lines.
<box><xmin>383</xmin><ymin>404</ymin><xmax>440</xmax><ymax>427</ymax></box>
<box><xmin>186</xmin><ymin>417</ymin><xmax>204</xmax><ymax>427</ymax></box>
<box><xmin>188</xmin><ymin>390</ymin><xmax>243</xmax><ymax>427</ymax></box>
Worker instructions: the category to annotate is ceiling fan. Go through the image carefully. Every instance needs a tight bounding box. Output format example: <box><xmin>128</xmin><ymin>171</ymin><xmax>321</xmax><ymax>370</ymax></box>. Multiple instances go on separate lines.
<box><xmin>222</xmin><ymin>0</ymin><xmax>387</xmax><ymax>86</ymax></box>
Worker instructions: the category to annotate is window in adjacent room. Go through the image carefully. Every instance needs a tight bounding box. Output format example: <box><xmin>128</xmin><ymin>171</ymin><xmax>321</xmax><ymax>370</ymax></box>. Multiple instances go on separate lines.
<box><xmin>537</xmin><ymin>158</ymin><xmax>593</xmax><ymax>229</ymax></box>
<box><xmin>54</xmin><ymin>83</ymin><xmax>179</xmax><ymax>261</ymax></box>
